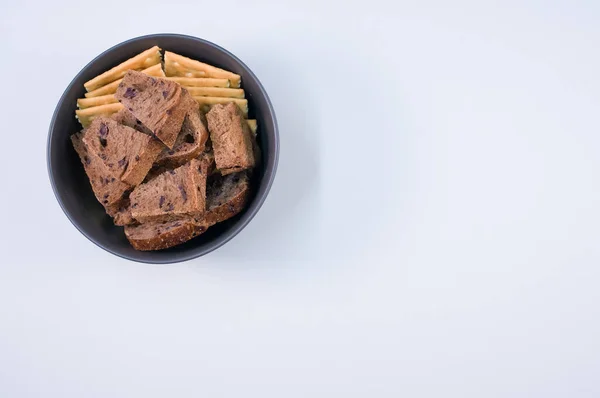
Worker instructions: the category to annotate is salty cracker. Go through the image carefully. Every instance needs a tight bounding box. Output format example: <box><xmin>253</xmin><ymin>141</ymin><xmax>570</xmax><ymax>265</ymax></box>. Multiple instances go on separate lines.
<box><xmin>246</xmin><ymin>119</ymin><xmax>257</xmax><ymax>135</ymax></box>
<box><xmin>166</xmin><ymin>77</ymin><xmax>230</xmax><ymax>88</ymax></box>
<box><xmin>76</xmin><ymin>103</ymin><xmax>124</xmax><ymax>127</ymax></box>
<box><xmin>193</xmin><ymin>97</ymin><xmax>248</xmax><ymax>117</ymax></box>
<box><xmin>84</xmin><ymin>46</ymin><xmax>162</xmax><ymax>92</ymax></box>
<box><xmin>164</xmin><ymin>51</ymin><xmax>241</xmax><ymax>87</ymax></box>
<box><xmin>186</xmin><ymin>87</ymin><xmax>245</xmax><ymax>98</ymax></box>
<box><xmin>77</xmin><ymin>94</ymin><xmax>117</xmax><ymax>109</ymax></box>
<box><xmin>163</xmin><ymin>61</ymin><xmax>206</xmax><ymax>78</ymax></box>
<box><xmin>85</xmin><ymin>63</ymin><xmax>165</xmax><ymax>98</ymax></box>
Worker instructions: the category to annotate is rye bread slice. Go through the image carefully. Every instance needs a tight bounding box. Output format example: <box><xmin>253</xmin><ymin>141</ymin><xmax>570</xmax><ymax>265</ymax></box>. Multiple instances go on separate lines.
<box><xmin>193</xmin><ymin>171</ymin><xmax>250</xmax><ymax>226</ymax></box>
<box><xmin>126</xmin><ymin>170</ymin><xmax>249</xmax><ymax>251</ymax></box>
<box><xmin>82</xmin><ymin>118</ymin><xmax>163</xmax><ymax>186</ymax></box>
<box><xmin>124</xmin><ymin>217</ymin><xmax>209</xmax><ymax>251</ymax></box>
<box><xmin>155</xmin><ymin>108</ymin><xmax>209</xmax><ymax>167</ymax></box>
<box><xmin>129</xmin><ymin>158</ymin><xmax>208</xmax><ymax>223</ymax></box>
<box><xmin>113</xmin><ymin>106</ymin><xmax>208</xmax><ymax>169</ymax></box>
<box><xmin>71</xmin><ymin>132</ymin><xmax>131</xmax><ymax>209</ymax></box>
<box><xmin>206</xmin><ymin>102</ymin><xmax>255</xmax><ymax>175</ymax></box>
<box><xmin>115</xmin><ymin>71</ymin><xmax>196</xmax><ymax>149</ymax></box>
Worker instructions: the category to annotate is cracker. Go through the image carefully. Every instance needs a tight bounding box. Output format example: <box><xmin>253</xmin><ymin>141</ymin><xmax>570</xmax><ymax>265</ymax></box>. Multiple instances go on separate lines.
<box><xmin>193</xmin><ymin>97</ymin><xmax>248</xmax><ymax>117</ymax></box>
<box><xmin>84</xmin><ymin>63</ymin><xmax>165</xmax><ymax>98</ymax></box>
<box><xmin>185</xmin><ymin>87</ymin><xmax>245</xmax><ymax>98</ymax></box>
<box><xmin>77</xmin><ymin>94</ymin><xmax>117</xmax><ymax>109</ymax></box>
<box><xmin>163</xmin><ymin>62</ymin><xmax>206</xmax><ymax>78</ymax></box>
<box><xmin>246</xmin><ymin>119</ymin><xmax>257</xmax><ymax>134</ymax></box>
<box><xmin>166</xmin><ymin>77</ymin><xmax>230</xmax><ymax>88</ymax></box>
<box><xmin>84</xmin><ymin>46</ymin><xmax>162</xmax><ymax>91</ymax></box>
<box><xmin>164</xmin><ymin>51</ymin><xmax>241</xmax><ymax>87</ymax></box>
<box><xmin>75</xmin><ymin>103</ymin><xmax>124</xmax><ymax>127</ymax></box>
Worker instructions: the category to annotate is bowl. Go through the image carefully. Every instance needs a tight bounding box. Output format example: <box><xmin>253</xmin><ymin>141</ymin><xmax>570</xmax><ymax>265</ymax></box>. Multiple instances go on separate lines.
<box><xmin>47</xmin><ymin>34</ymin><xmax>279</xmax><ymax>264</ymax></box>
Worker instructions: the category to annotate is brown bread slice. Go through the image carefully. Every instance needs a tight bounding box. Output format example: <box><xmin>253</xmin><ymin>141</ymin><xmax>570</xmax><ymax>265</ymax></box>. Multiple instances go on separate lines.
<box><xmin>124</xmin><ymin>217</ymin><xmax>209</xmax><ymax>251</ymax></box>
<box><xmin>206</xmin><ymin>102</ymin><xmax>255</xmax><ymax>175</ymax></box>
<box><xmin>125</xmin><ymin>171</ymin><xmax>249</xmax><ymax>251</ymax></box>
<box><xmin>71</xmin><ymin>132</ymin><xmax>131</xmax><ymax>210</ymax></box>
<box><xmin>129</xmin><ymin>158</ymin><xmax>208</xmax><ymax>223</ymax></box>
<box><xmin>115</xmin><ymin>70</ymin><xmax>196</xmax><ymax>149</ymax></box>
<box><xmin>82</xmin><ymin>118</ymin><xmax>163</xmax><ymax>186</ymax></box>
<box><xmin>155</xmin><ymin>108</ymin><xmax>209</xmax><ymax>167</ymax></box>
<box><xmin>113</xmin><ymin>107</ymin><xmax>208</xmax><ymax>169</ymax></box>
<box><xmin>193</xmin><ymin>172</ymin><xmax>250</xmax><ymax>226</ymax></box>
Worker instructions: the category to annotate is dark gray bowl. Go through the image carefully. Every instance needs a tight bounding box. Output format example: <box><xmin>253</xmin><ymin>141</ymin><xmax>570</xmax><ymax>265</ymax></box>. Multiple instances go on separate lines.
<box><xmin>47</xmin><ymin>34</ymin><xmax>279</xmax><ymax>263</ymax></box>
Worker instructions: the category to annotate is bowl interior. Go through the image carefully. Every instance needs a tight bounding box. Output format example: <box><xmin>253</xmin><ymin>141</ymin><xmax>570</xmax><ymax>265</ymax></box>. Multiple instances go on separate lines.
<box><xmin>48</xmin><ymin>34</ymin><xmax>278</xmax><ymax>263</ymax></box>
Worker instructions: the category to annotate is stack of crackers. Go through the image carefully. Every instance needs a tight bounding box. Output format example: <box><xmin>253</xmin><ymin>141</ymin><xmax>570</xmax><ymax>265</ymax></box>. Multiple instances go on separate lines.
<box><xmin>75</xmin><ymin>46</ymin><xmax>256</xmax><ymax>134</ymax></box>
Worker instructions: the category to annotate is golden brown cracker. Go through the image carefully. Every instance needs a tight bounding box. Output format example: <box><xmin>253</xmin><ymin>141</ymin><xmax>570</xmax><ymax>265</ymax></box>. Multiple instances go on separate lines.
<box><xmin>85</xmin><ymin>63</ymin><xmax>165</xmax><ymax>98</ymax></box>
<box><xmin>76</xmin><ymin>103</ymin><xmax>124</xmax><ymax>127</ymax></box>
<box><xmin>185</xmin><ymin>87</ymin><xmax>245</xmax><ymax>98</ymax></box>
<box><xmin>165</xmin><ymin>51</ymin><xmax>241</xmax><ymax>87</ymax></box>
<box><xmin>246</xmin><ymin>119</ymin><xmax>257</xmax><ymax>134</ymax></box>
<box><xmin>166</xmin><ymin>77</ymin><xmax>230</xmax><ymax>88</ymax></box>
<box><xmin>84</xmin><ymin>46</ymin><xmax>161</xmax><ymax>91</ymax></box>
<box><xmin>77</xmin><ymin>94</ymin><xmax>118</xmax><ymax>109</ymax></box>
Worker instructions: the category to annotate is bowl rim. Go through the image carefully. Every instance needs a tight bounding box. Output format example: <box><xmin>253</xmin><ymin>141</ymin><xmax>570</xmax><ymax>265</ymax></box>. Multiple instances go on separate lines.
<box><xmin>46</xmin><ymin>33</ymin><xmax>279</xmax><ymax>264</ymax></box>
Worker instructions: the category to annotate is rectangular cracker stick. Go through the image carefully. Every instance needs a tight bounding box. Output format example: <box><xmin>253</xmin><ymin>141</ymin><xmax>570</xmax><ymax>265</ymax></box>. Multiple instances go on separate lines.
<box><xmin>84</xmin><ymin>46</ymin><xmax>162</xmax><ymax>91</ymax></box>
<box><xmin>163</xmin><ymin>62</ymin><xmax>206</xmax><ymax>78</ymax></box>
<box><xmin>246</xmin><ymin>119</ymin><xmax>257</xmax><ymax>134</ymax></box>
<box><xmin>185</xmin><ymin>87</ymin><xmax>245</xmax><ymax>98</ymax></box>
<box><xmin>76</xmin><ymin>103</ymin><xmax>124</xmax><ymax>127</ymax></box>
<box><xmin>193</xmin><ymin>97</ymin><xmax>248</xmax><ymax>117</ymax></box>
<box><xmin>77</xmin><ymin>94</ymin><xmax>118</xmax><ymax>109</ymax></box>
<box><xmin>85</xmin><ymin>63</ymin><xmax>165</xmax><ymax>98</ymax></box>
<box><xmin>165</xmin><ymin>51</ymin><xmax>241</xmax><ymax>87</ymax></box>
<box><xmin>166</xmin><ymin>77</ymin><xmax>230</xmax><ymax>87</ymax></box>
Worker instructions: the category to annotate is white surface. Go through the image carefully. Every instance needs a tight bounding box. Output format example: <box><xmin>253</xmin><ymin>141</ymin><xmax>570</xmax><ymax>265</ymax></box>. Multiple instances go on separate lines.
<box><xmin>1</xmin><ymin>0</ymin><xmax>599</xmax><ymax>396</ymax></box>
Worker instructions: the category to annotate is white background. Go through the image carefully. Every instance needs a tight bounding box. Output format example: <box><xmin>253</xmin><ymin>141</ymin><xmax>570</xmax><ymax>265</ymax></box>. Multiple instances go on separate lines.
<box><xmin>1</xmin><ymin>0</ymin><xmax>599</xmax><ymax>396</ymax></box>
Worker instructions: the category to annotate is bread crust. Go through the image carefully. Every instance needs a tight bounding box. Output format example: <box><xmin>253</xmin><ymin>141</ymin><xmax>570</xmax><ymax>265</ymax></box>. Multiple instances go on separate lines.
<box><xmin>124</xmin><ymin>218</ymin><xmax>209</xmax><ymax>251</ymax></box>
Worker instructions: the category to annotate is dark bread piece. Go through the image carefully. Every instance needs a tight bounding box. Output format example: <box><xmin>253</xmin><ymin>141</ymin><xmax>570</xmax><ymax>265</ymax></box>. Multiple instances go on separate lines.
<box><xmin>155</xmin><ymin>108</ymin><xmax>209</xmax><ymax>167</ymax></box>
<box><xmin>206</xmin><ymin>102</ymin><xmax>255</xmax><ymax>175</ymax></box>
<box><xmin>124</xmin><ymin>217</ymin><xmax>209</xmax><ymax>251</ymax></box>
<box><xmin>112</xmin><ymin>107</ymin><xmax>207</xmax><ymax>169</ymax></box>
<box><xmin>111</xmin><ymin>108</ymin><xmax>153</xmax><ymax>135</ymax></box>
<box><xmin>115</xmin><ymin>71</ymin><xmax>195</xmax><ymax>149</ymax></box>
<box><xmin>129</xmin><ymin>158</ymin><xmax>208</xmax><ymax>223</ymax></box>
<box><xmin>82</xmin><ymin>118</ymin><xmax>163</xmax><ymax>186</ymax></box>
<box><xmin>193</xmin><ymin>172</ymin><xmax>250</xmax><ymax>226</ymax></box>
<box><xmin>125</xmin><ymin>172</ymin><xmax>249</xmax><ymax>251</ymax></box>
<box><xmin>71</xmin><ymin>132</ymin><xmax>131</xmax><ymax>208</ymax></box>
